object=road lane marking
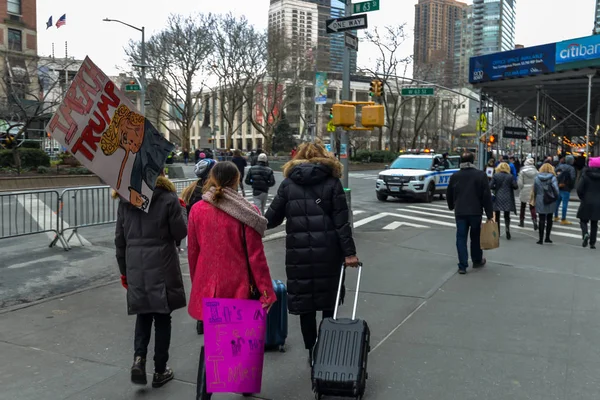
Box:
[383,221,428,230]
[353,210,365,216]
[353,213,388,227]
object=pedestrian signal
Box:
[489,134,497,144]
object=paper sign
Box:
[486,167,494,178]
[202,298,267,394]
[46,57,174,212]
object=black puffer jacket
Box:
[265,157,356,315]
[577,167,600,221]
[245,162,275,195]
[115,176,188,315]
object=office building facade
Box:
[453,4,474,87]
[414,0,468,88]
[472,0,516,56]
[268,0,356,74]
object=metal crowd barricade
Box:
[1,178,198,250]
[0,189,68,248]
[55,185,119,250]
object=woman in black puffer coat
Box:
[265,142,359,362]
[490,162,518,240]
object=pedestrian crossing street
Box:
[349,201,585,239]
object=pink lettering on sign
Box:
[202,298,266,394]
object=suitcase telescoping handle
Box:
[333,262,363,321]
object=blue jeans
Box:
[554,190,570,220]
[456,215,483,271]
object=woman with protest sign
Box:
[187,161,276,399]
[114,171,188,388]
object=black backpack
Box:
[542,178,557,205]
[556,168,572,190]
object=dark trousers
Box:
[580,220,599,245]
[300,310,334,350]
[538,213,554,241]
[134,313,172,373]
[495,211,511,232]
[455,215,483,271]
[520,202,537,222]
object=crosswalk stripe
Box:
[354,213,388,227]
[384,212,456,227]
[406,205,582,232]
[383,221,428,230]
[353,210,365,216]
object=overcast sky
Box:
[37,0,597,77]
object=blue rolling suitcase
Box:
[312,264,370,400]
[265,279,288,352]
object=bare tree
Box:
[0,56,81,170]
[245,30,305,153]
[127,13,213,149]
[209,14,266,150]
[362,25,413,151]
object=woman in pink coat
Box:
[187,161,276,399]
[187,161,276,318]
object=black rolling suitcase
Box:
[311,263,370,400]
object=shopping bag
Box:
[480,220,500,250]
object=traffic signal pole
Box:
[341,0,352,189]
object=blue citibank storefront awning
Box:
[469,34,600,161]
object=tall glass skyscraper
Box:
[472,0,516,56]
[594,0,600,34]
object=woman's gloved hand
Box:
[120,275,128,289]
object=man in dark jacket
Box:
[245,153,275,214]
[577,159,600,249]
[115,174,187,388]
[231,149,248,196]
[447,152,494,274]
[265,143,359,363]
[555,155,577,225]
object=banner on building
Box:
[556,34,600,70]
[315,72,328,105]
[46,57,174,212]
[469,43,556,84]
[202,298,267,394]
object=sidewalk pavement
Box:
[2,226,600,400]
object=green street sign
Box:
[125,84,140,91]
[353,0,379,13]
[401,87,435,96]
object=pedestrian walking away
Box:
[490,162,518,240]
[265,141,359,364]
[554,155,577,225]
[186,161,276,399]
[114,172,188,388]
[518,157,539,230]
[231,149,248,197]
[183,148,189,165]
[245,153,275,215]
[533,163,559,245]
[577,157,600,249]
[447,152,494,274]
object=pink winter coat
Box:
[187,200,276,321]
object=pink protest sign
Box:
[202,298,267,394]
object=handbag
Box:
[241,223,261,300]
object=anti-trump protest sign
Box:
[202,298,267,394]
[46,57,174,212]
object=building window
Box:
[8,29,22,52]
[7,0,20,15]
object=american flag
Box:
[56,14,66,28]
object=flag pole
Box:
[52,42,55,59]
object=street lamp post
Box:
[102,18,146,115]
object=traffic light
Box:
[362,105,385,128]
[332,104,356,127]
[329,108,333,119]
[369,80,377,97]
[489,134,498,145]
[377,80,384,97]
[369,80,383,97]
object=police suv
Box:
[376,153,460,202]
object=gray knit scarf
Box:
[202,187,268,237]
[460,162,476,169]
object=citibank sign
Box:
[556,35,600,65]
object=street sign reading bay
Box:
[353,0,380,13]
[401,87,435,96]
[326,14,368,34]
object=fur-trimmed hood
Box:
[283,157,343,179]
[111,176,176,199]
